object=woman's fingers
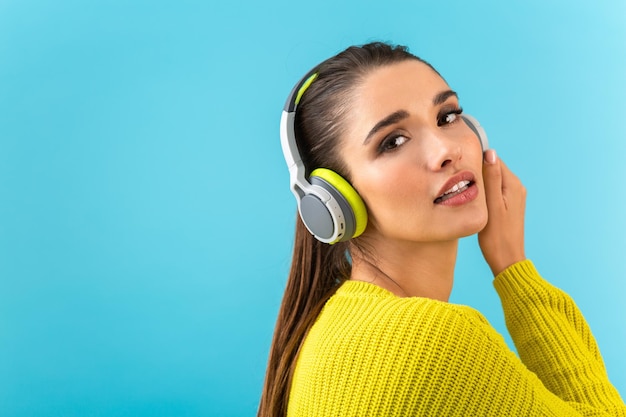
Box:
[482,149,503,211]
[478,150,527,276]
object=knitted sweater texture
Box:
[287,260,625,416]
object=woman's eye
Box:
[444,113,458,124]
[379,135,409,153]
[437,108,463,126]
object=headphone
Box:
[280,68,489,245]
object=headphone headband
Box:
[283,70,319,112]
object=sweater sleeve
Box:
[494,260,625,416]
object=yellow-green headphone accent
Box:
[310,168,368,238]
[294,73,319,105]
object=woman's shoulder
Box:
[313,280,501,348]
[330,280,490,324]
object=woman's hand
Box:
[478,150,527,276]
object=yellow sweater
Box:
[287,260,625,416]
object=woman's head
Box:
[341,59,488,246]
[296,42,487,247]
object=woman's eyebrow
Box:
[433,90,458,106]
[363,90,458,145]
[363,110,410,145]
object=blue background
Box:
[1,0,624,415]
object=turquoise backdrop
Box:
[1,0,624,416]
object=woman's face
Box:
[341,60,488,244]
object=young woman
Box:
[259,42,625,416]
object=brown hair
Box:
[258,42,432,417]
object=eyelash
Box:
[377,133,409,154]
[377,107,464,154]
[437,106,463,127]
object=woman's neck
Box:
[350,239,458,301]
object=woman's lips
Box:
[434,171,478,206]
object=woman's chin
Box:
[457,215,489,238]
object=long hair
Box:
[258,42,430,417]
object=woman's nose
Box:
[424,130,463,171]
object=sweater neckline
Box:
[338,279,397,298]
[337,280,467,309]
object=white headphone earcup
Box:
[309,176,355,241]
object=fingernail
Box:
[484,149,497,164]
